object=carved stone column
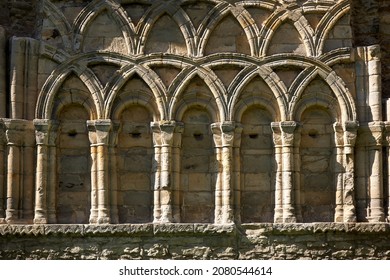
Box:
[367,122,385,222]
[342,121,358,222]
[233,124,243,224]
[211,123,223,223]
[293,124,302,222]
[0,120,5,223]
[280,121,298,223]
[211,122,235,224]
[333,122,345,222]
[271,123,283,223]
[4,119,26,222]
[109,122,120,224]
[151,121,179,223]
[87,120,112,224]
[171,123,183,223]
[33,119,53,224]
[385,122,390,222]
[47,122,59,223]
[0,27,6,117]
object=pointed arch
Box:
[42,0,72,51]
[198,4,259,56]
[289,66,356,122]
[228,65,287,121]
[258,6,315,57]
[169,67,227,122]
[73,0,134,54]
[315,0,350,56]
[104,64,167,120]
[137,3,196,56]
[36,64,103,120]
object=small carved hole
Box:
[67,130,77,137]
[51,29,60,39]
[308,129,318,138]
[193,133,203,140]
[130,132,141,138]
[249,133,258,139]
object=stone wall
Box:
[1,0,390,259]
[1,224,390,260]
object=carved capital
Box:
[343,121,359,154]
[333,122,344,147]
[34,119,55,145]
[0,120,5,145]
[211,122,236,147]
[87,119,112,146]
[211,122,222,148]
[151,121,181,147]
[280,121,298,146]
[4,119,34,146]
[368,121,384,147]
[271,122,282,146]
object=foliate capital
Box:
[343,121,359,154]
[280,121,298,146]
[211,122,236,147]
[87,119,112,146]
[4,119,34,146]
[34,119,58,145]
[151,121,182,147]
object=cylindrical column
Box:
[47,123,58,224]
[211,122,235,224]
[97,144,110,223]
[342,121,358,222]
[293,125,302,222]
[333,123,344,222]
[87,120,112,224]
[172,123,183,223]
[0,27,6,117]
[33,119,51,223]
[0,121,5,222]
[151,121,177,223]
[271,123,283,223]
[23,137,35,221]
[233,125,242,223]
[280,121,297,223]
[367,122,385,222]
[152,144,161,223]
[367,45,382,122]
[6,144,20,222]
[211,123,223,223]
[221,122,235,224]
[4,119,26,223]
[89,144,98,223]
[109,122,119,223]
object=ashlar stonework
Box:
[0,0,390,259]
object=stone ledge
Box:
[241,223,390,234]
[0,223,389,236]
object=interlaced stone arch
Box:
[36,64,103,120]
[73,0,134,54]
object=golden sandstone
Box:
[0,0,390,259]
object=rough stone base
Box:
[1,223,390,260]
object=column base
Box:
[274,208,283,223]
[367,207,385,222]
[343,206,357,222]
[89,210,99,224]
[97,209,111,224]
[5,210,19,223]
[283,207,296,223]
